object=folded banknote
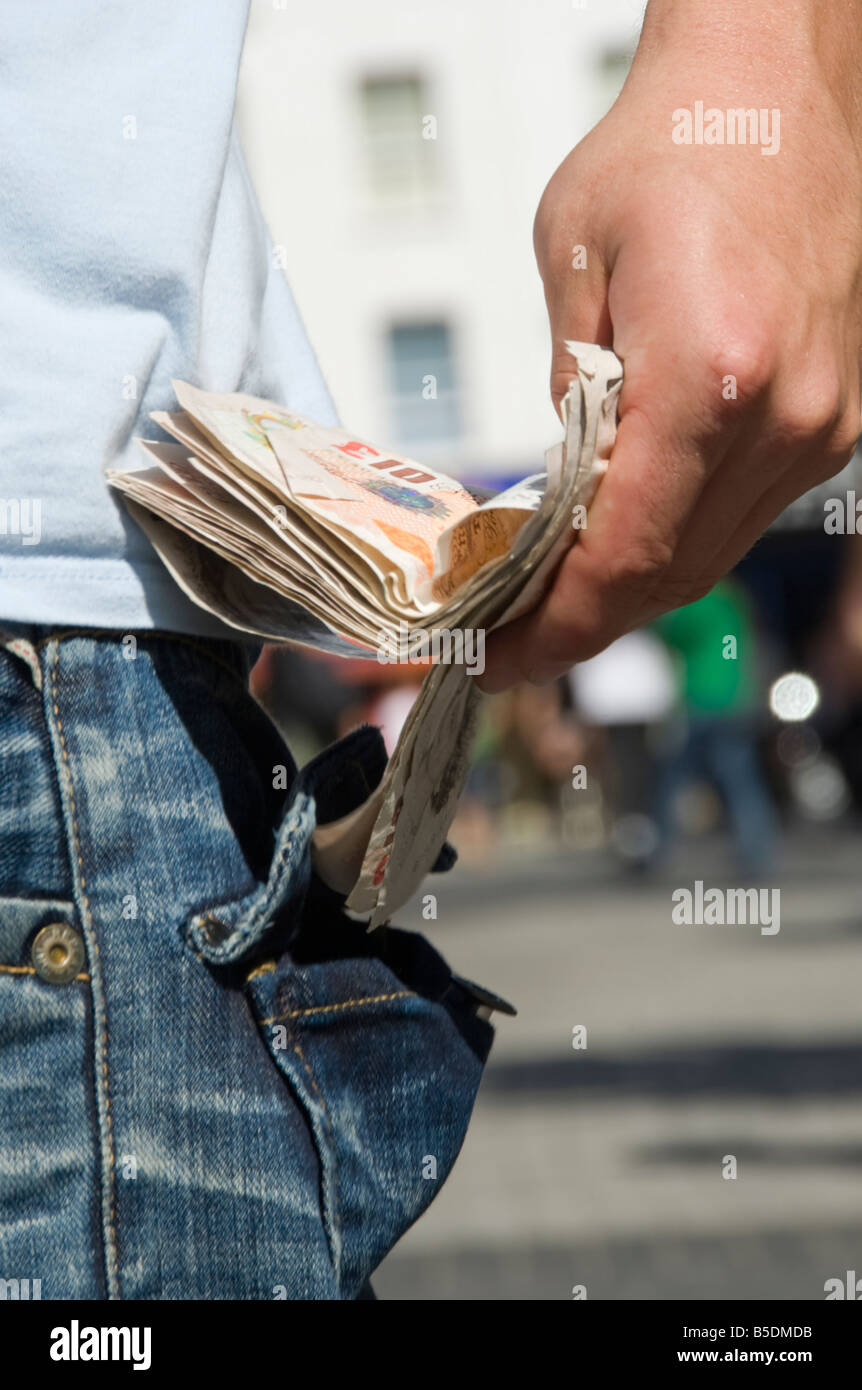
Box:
[107,341,623,925]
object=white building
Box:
[237,0,645,482]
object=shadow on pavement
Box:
[483,1040,862,1100]
[374,1225,862,1301]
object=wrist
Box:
[636,0,854,83]
[626,0,862,149]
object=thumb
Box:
[536,228,613,415]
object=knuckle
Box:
[828,404,861,461]
[701,329,774,405]
[774,374,845,446]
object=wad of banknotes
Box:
[107,341,622,926]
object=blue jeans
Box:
[0,627,497,1299]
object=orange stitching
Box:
[50,645,120,1299]
[256,985,418,1284]
[246,961,276,980]
[0,963,90,980]
[260,990,414,1026]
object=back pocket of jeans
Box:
[245,920,493,1297]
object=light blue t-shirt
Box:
[0,1,336,635]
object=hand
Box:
[480,0,862,692]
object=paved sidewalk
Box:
[374,830,862,1299]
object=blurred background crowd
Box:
[237,1,862,1299]
[239,0,862,882]
[250,535,862,881]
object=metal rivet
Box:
[203,917,230,946]
[31,923,85,984]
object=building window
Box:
[387,321,461,447]
[359,74,438,204]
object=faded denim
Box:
[0,628,497,1299]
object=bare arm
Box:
[481,0,862,690]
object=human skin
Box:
[480,0,862,691]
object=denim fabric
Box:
[0,628,495,1299]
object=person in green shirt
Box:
[652,579,779,875]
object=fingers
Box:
[664,361,861,587]
[481,324,861,694]
[503,144,862,698]
[709,447,859,581]
[479,382,730,690]
[533,173,615,414]
[644,399,790,592]
[543,288,612,418]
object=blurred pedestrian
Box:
[652,579,779,876]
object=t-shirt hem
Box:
[0,556,245,641]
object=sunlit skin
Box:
[480,0,862,691]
